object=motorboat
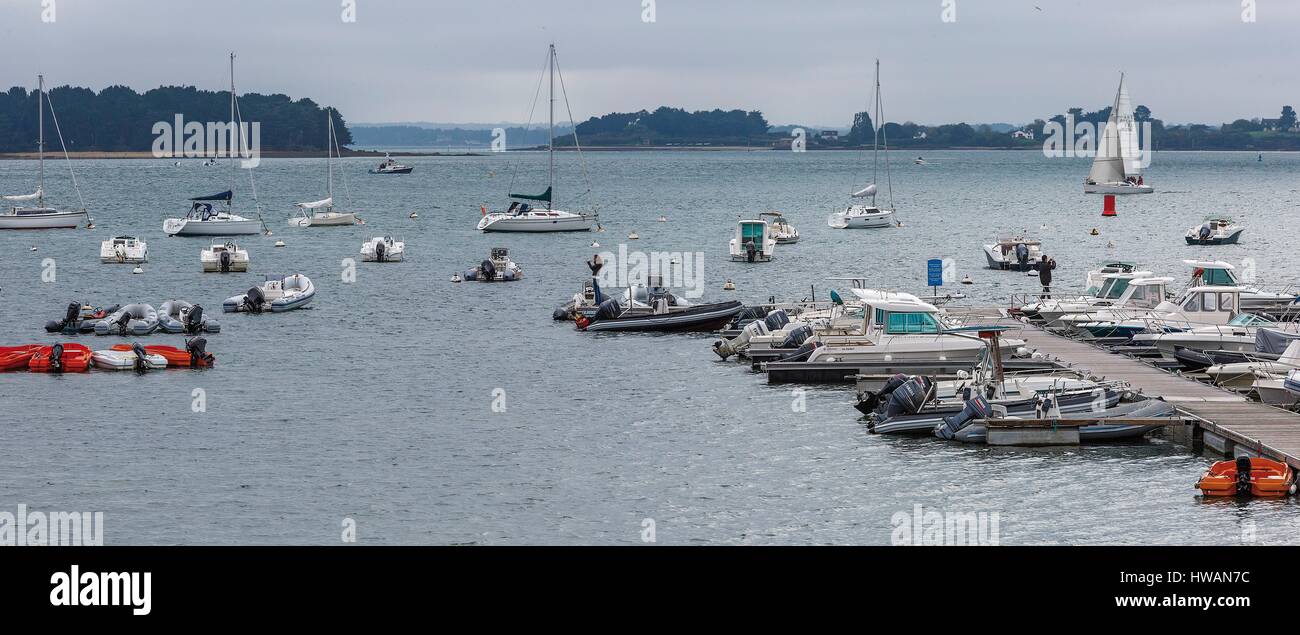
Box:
[1197,457,1295,497]
[1065,284,1243,339]
[1084,262,1138,296]
[94,304,160,336]
[109,340,214,368]
[1020,269,1156,325]
[290,110,358,227]
[1203,340,1300,391]
[100,236,148,264]
[729,217,776,262]
[1182,260,1298,315]
[368,153,413,174]
[760,212,799,244]
[0,75,89,230]
[983,235,1043,271]
[1136,313,1280,359]
[828,60,899,230]
[575,277,744,333]
[28,343,92,373]
[223,274,316,313]
[360,236,405,262]
[942,398,1175,443]
[464,247,523,282]
[92,343,167,371]
[1252,376,1300,407]
[158,301,220,334]
[1185,218,1244,245]
[862,375,1121,428]
[1082,73,1153,195]
[44,302,114,335]
[477,45,597,233]
[201,241,249,273]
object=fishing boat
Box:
[1181,259,1299,315]
[99,236,148,264]
[92,343,168,371]
[0,75,89,230]
[464,248,523,282]
[1083,73,1152,194]
[201,240,249,272]
[1021,269,1156,325]
[983,235,1044,271]
[28,343,92,373]
[760,212,799,244]
[1066,284,1243,339]
[162,53,265,236]
[1137,313,1280,360]
[360,236,405,262]
[290,110,358,227]
[1197,457,1295,497]
[477,45,597,233]
[828,60,898,230]
[1185,218,1244,245]
[1253,376,1300,407]
[369,153,413,174]
[728,217,776,262]
[223,274,315,313]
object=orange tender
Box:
[0,345,42,371]
[1197,457,1295,497]
[28,343,92,373]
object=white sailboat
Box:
[163,53,265,236]
[477,44,598,233]
[0,75,89,230]
[1084,73,1152,195]
[290,110,357,227]
[828,60,899,229]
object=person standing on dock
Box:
[1037,254,1056,299]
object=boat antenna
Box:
[552,45,594,211]
[41,79,87,211]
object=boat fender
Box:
[49,343,64,373]
[219,249,232,273]
[935,395,991,440]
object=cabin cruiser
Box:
[360,236,405,262]
[201,241,249,272]
[369,154,413,174]
[1203,341,1300,391]
[0,75,89,230]
[164,191,262,236]
[729,217,776,262]
[100,236,148,264]
[1185,218,1244,246]
[1020,270,1156,325]
[760,212,799,244]
[464,247,523,282]
[983,235,1043,271]
[223,274,315,313]
[1066,285,1243,339]
[1136,313,1282,359]
[1182,260,1297,315]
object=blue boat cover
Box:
[190,190,233,202]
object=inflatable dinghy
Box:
[223,274,315,313]
[45,303,116,335]
[28,343,92,372]
[92,343,167,371]
[0,345,41,371]
[158,301,220,334]
[94,304,160,336]
[110,338,214,368]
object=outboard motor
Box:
[764,310,790,332]
[592,298,621,321]
[935,394,991,440]
[186,337,214,367]
[243,287,266,314]
[47,302,81,333]
[776,340,819,363]
[132,342,151,372]
[1199,223,1213,240]
[877,376,935,419]
[480,259,497,282]
[1235,456,1253,495]
[49,343,64,373]
[375,240,387,262]
[779,324,814,349]
[1014,243,1029,269]
[219,249,233,273]
[552,307,571,321]
[184,305,205,334]
[857,373,910,415]
[111,311,132,335]
[745,241,757,263]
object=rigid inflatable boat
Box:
[28,343,92,372]
[94,304,160,336]
[44,303,115,335]
[158,301,220,334]
[1197,456,1295,497]
[223,274,315,313]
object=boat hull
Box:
[1084,183,1153,195]
[164,218,262,236]
[1185,229,1244,246]
[289,212,356,227]
[478,213,594,232]
[0,210,86,229]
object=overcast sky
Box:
[2,0,1296,127]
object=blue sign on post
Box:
[927,259,944,287]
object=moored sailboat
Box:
[0,75,89,230]
[828,60,899,229]
[290,110,358,227]
[1083,73,1152,195]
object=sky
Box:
[1,0,1296,127]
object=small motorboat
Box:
[99,235,148,264]
[28,343,92,372]
[574,276,744,333]
[110,338,214,368]
[369,153,413,174]
[92,343,167,371]
[983,235,1044,271]
[360,236,405,262]
[464,248,523,282]
[201,241,249,273]
[729,217,776,262]
[223,274,316,313]
[1197,456,1295,497]
[93,304,160,336]
[0,345,41,371]
[158,301,220,334]
[942,398,1176,443]
[44,302,114,335]
[760,211,799,244]
[1185,218,1244,245]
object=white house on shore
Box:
[1011,129,1034,140]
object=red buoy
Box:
[1102,194,1117,217]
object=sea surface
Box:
[2,149,1299,545]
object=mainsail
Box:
[1087,74,1141,184]
[296,197,333,209]
[1,189,42,202]
[851,184,878,198]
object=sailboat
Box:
[0,75,89,230]
[828,60,898,229]
[290,109,357,227]
[163,53,265,236]
[477,44,598,233]
[1083,73,1152,195]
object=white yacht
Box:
[828,60,898,230]
[100,236,148,264]
[1137,313,1283,360]
[290,110,358,227]
[1204,341,1300,391]
[1083,73,1152,195]
[1023,270,1156,325]
[201,241,249,272]
[369,153,413,174]
[1182,259,1298,314]
[1185,218,1244,245]
[729,217,776,262]
[760,212,800,244]
[360,236,405,262]
[477,45,597,233]
[0,75,89,230]
[984,235,1044,271]
[1066,284,1242,339]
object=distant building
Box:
[819,130,840,142]
[913,131,928,140]
[1262,118,1300,132]
[1011,130,1034,140]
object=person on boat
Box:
[1137,175,1144,185]
[1037,254,1056,299]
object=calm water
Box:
[2,149,1299,545]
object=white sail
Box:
[1087,74,1139,184]
[1,188,42,202]
[296,197,333,209]
[851,184,878,198]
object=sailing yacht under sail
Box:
[1084,73,1152,195]
[290,109,357,227]
[477,44,598,233]
[0,75,89,230]
[163,53,266,236]
[828,60,899,229]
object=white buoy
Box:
[29,246,36,251]
[590,241,600,248]
[961,274,973,285]
[132,266,144,274]
[274,240,285,247]
[451,273,463,283]
[628,231,639,240]
[723,279,736,291]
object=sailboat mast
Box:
[37,74,45,204]
[548,44,556,209]
[327,110,334,199]
[871,60,880,191]
[229,52,237,195]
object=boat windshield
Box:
[1098,278,1131,299]
[740,222,764,242]
[883,311,941,334]
[1200,267,1238,286]
[1229,313,1272,326]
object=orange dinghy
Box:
[0,345,42,371]
[1197,456,1296,497]
[110,338,215,368]
[28,343,92,373]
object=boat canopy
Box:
[2,188,42,202]
[191,190,233,202]
[509,186,552,203]
[296,197,333,209]
[851,184,877,198]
